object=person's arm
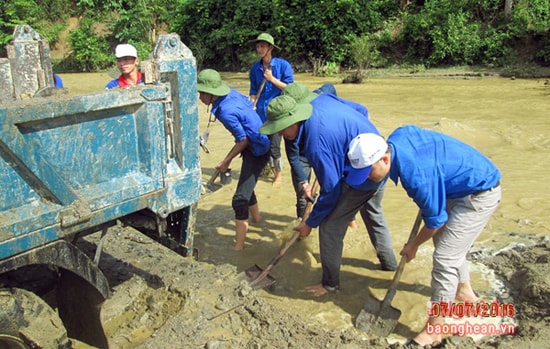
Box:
[400,224,443,262]
[303,150,343,229]
[264,67,287,91]
[399,170,449,262]
[285,139,308,183]
[265,59,294,91]
[216,138,248,172]
[249,66,260,102]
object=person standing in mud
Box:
[249,33,294,185]
[197,69,271,251]
[260,95,398,297]
[345,126,501,347]
[105,44,143,90]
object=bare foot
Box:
[455,281,479,302]
[305,284,338,297]
[348,220,358,229]
[412,331,442,347]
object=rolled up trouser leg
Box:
[232,149,269,220]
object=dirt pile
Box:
[473,236,550,349]
[79,227,550,349]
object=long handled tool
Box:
[252,76,267,110]
[355,209,423,336]
[242,176,319,290]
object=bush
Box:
[67,17,111,71]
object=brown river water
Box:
[61,71,549,345]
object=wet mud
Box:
[62,71,550,349]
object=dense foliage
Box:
[1,0,549,72]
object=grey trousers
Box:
[431,186,501,302]
[319,183,397,289]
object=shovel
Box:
[355,209,423,336]
[203,145,236,193]
[242,177,319,289]
[200,129,210,153]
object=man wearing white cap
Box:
[105,43,143,90]
[346,125,501,347]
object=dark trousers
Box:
[232,149,270,220]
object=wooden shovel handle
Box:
[249,177,319,287]
[382,209,423,304]
[266,176,319,266]
[207,144,238,186]
[252,77,267,109]
[301,175,319,222]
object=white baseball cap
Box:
[346,133,388,186]
[115,44,138,58]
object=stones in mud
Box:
[205,340,221,349]
[535,254,550,263]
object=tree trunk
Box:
[504,0,513,18]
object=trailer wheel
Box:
[0,288,71,349]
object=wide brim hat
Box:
[345,133,388,186]
[282,82,318,104]
[197,69,230,96]
[249,32,280,50]
[260,95,313,135]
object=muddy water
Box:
[61,71,549,342]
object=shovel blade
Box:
[355,295,401,337]
[205,182,222,193]
[238,264,276,289]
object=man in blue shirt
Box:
[249,33,294,185]
[281,82,366,225]
[197,69,271,251]
[53,74,63,88]
[346,126,501,347]
[260,95,397,296]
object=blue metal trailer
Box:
[0,25,201,348]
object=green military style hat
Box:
[249,32,280,50]
[260,95,313,135]
[282,82,317,104]
[197,69,230,96]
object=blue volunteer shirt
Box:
[299,94,382,228]
[388,125,501,229]
[249,57,294,122]
[285,93,370,184]
[212,89,270,157]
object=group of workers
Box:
[104,34,502,348]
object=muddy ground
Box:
[77,215,549,349]
[64,72,549,349]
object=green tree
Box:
[0,0,70,49]
[67,16,111,71]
